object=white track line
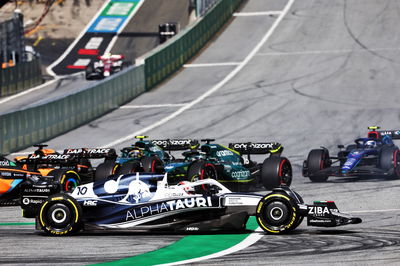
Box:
[183,62,241,67]
[104,0,145,54]
[104,0,295,144]
[0,72,83,105]
[257,47,400,56]
[159,229,265,266]
[46,0,112,77]
[120,104,187,109]
[233,11,282,17]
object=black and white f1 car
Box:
[21,173,361,235]
[303,127,400,182]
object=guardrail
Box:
[0,65,145,154]
[0,58,42,97]
[0,0,243,154]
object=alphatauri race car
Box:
[303,127,400,182]
[20,172,361,235]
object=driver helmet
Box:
[128,148,143,158]
[365,140,377,149]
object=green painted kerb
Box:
[94,217,259,266]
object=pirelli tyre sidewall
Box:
[48,169,81,192]
[187,161,218,182]
[256,192,301,234]
[119,161,142,174]
[141,156,164,173]
[39,193,82,236]
[261,156,292,189]
[306,149,329,182]
[95,161,120,181]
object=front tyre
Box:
[256,192,301,234]
[261,157,292,190]
[39,193,83,236]
[306,149,330,182]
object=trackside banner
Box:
[48,0,143,76]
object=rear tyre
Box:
[39,193,83,236]
[119,161,142,174]
[141,156,164,173]
[47,169,81,192]
[256,192,301,234]
[187,161,218,182]
[187,161,218,193]
[306,149,330,182]
[85,63,94,80]
[95,161,119,181]
[261,157,292,190]
[379,146,400,177]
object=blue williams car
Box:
[303,126,400,182]
[20,172,361,235]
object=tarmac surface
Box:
[3,0,400,265]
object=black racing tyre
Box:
[119,161,142,174]
[47,169,81,192]
[187,161,218,182]
[256,192,301,234]
[95,161,119,181]
[379,146,400,176]
[292,191,304,228]
[85,63,94,80]
[261,157,292,190]
[39,193,83,236]
[141,156,164,173]
[306,149,330,182]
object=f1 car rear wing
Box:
[0,156,16,167]
[374,130,400,140]
[228,142,283,155]
[63,148,117,159]
[18,154,74,165]
[151,139,199,151]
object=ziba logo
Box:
[308,206,330,216]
